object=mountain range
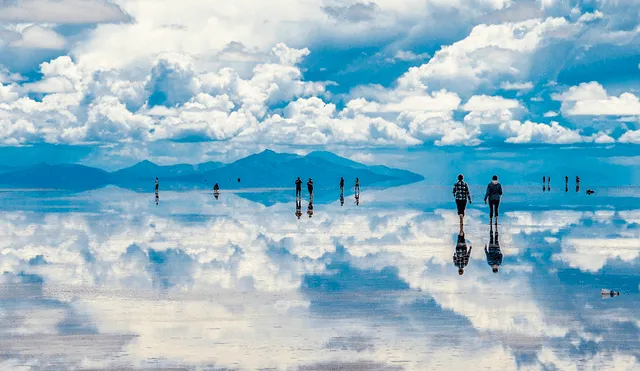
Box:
[0,150,424,191]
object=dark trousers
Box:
[489,199,500,218]
[296,188,301,197]
[456,199,467,216]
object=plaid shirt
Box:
[453,180,471,201]
[453,234,471,269]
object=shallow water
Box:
[0,186,638,370]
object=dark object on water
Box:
[586,189,595,195]
[237,178,241,182]
[601,289,619,298]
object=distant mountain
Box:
[0,163,111,190]
[112,160,223,183]
[0,150,424,191]
[178,150,400,190]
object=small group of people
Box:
[452,174,504,276]
[453,173,502,229]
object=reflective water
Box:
[0,185,638,370]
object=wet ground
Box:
[0,184,638,370]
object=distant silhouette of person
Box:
[295,177,302,198]
[296,198,302,219]
[576,176,580,192]
[453,174,472,227]
[307,178,314,201]
[155,190,159,205]
[340,192,344,206]
[340,177,344,192]
[484,175,503,224]
[238,178,241,183]
[354,178,360,194]
[548,176,551,187]
[453,230,472,276]
[565,176,569,186]
[155,177,159,192]
[485,224,502,273]
[543,176,546,186]
[586,189,595,195]
[213,183,219,192]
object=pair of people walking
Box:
[453,174,503,226]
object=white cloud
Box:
[462,95,522,111]
[619,129,640,144]
[9,25,66,50]
[556,238,640,272]
[0,0,129,24]
[543,110,558,117]
[500,81,534,91]
[391,50,431,62]
[395,17,581,94]
[553,81,640,116]
[500,121,590,144]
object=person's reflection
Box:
[307,199,314,218]
[453,224,472,276]
[485,223,503,273]
[354,181,360,205]
[214,191,219,200]
[340,190,344,206]
[155,190,159,205]
[355,192,360,205]
[296,198,302,219]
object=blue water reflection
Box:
[0,187,638,370]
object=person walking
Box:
[354,178,360,194]
[155,177,159,192]
[295,177,302,198]
[453,174,472,227]
[484,175,503,225]
[340,177,344,192]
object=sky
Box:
[0,0,639,168]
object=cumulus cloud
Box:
[395,17,581,95]
[0,0,637,150]
[0,0,130,24]
[9,25,66,49]
[553,81,640,116]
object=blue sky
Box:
[0,0,639,168]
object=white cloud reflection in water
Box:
[0,188,638,370]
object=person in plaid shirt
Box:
[453,174,472,228]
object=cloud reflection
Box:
[0,189,638,370]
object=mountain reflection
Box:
[0,188,638,370]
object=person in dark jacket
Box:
[295,177,302,198]
[485,224,502,273]
[484,175,503,224]
[307,178,313,196]
[340,177,344,192]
